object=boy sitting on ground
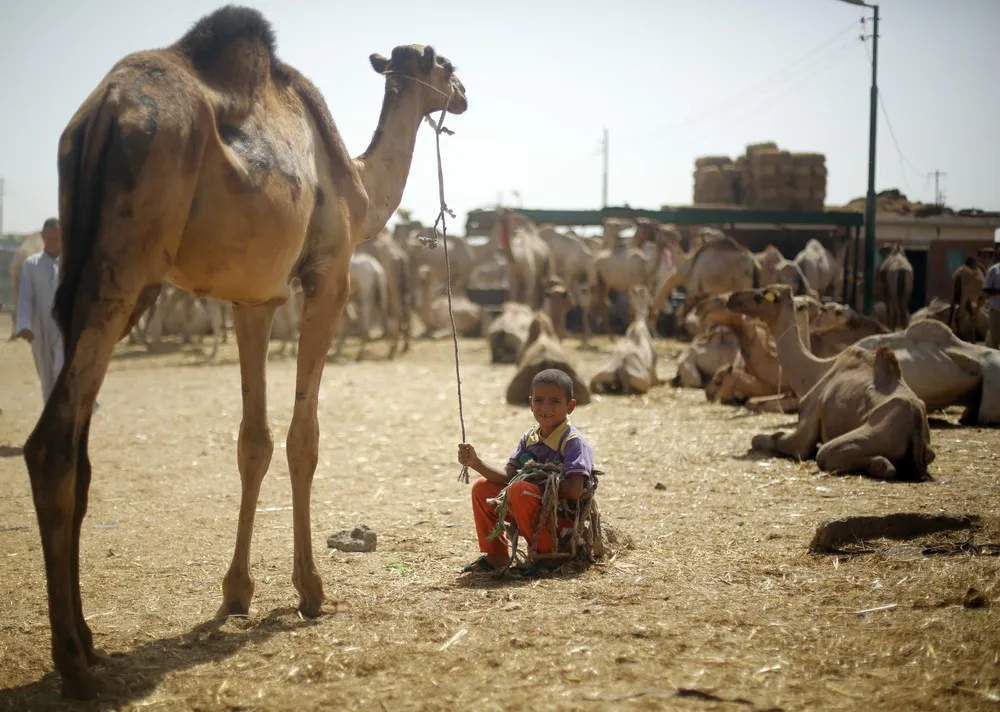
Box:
[457,368,595,572]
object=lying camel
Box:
[415,264,482,339]
[809,309,891,358]
[726,285,1000,427]
[590,285,661,395]
[505,311,591,406]
[915,297,989,344]
[487,301,535,364]
[747,340,934,481]
[672,324,740,388]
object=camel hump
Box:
[873,344,902,385]
[172,6,280,82]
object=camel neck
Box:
[771,305,831,397]
[737,321,783,390]
[355,79,425,241]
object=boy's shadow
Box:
[452,563,593,590]
[0,607,310,710]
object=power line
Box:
[861,37,924,183]
[524,144,604,205]
[641,37,864,154]
[632,18,863,144]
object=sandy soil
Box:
[0,312,998,711]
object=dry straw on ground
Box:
[0,314,997,711]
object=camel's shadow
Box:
[0,607,309,711]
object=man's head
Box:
[41,218,61,257]
[529,368,576,431]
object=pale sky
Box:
[1,0,997,235]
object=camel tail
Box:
[53,88,118,348]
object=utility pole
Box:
[601,127,609,208]
[928,170,946,206]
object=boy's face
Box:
[529,382,576,432]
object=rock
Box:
[327,525,377,553]
[654,482,666,490]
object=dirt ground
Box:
[0,312,998,712]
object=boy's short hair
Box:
[42,217,59,231]
[531,368,574,400]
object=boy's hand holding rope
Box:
[419,90,471,485]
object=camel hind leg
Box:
[26,263,174,698]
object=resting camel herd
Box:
[7,5,999,699]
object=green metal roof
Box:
[465,205,864,232]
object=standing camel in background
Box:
[877,244,914,330]
[948,257,985,341]
[23,6,467,698]
[495,209,551,310]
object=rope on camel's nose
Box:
[419,90,470,484]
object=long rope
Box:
[420,90,471,484]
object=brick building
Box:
[874,212,1000,311]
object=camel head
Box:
[725,285,793,325]
[370,45,467,116]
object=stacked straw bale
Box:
[692,156,741,205]
[692,142,827,211]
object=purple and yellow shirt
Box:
[506,420,594,484]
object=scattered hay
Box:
[809,513,981,554]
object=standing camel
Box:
[877,244,914,330]
[495,209,551,310]
[590,218,670,337]
[947,257,985,341]
[23,6,467,698]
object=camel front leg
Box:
[287,259,351,616]
[217,303,277,617]
[815,424,896,479]
[751,403,821,461]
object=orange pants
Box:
[472,477,572,558]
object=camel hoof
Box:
[751,433,776,452]
[86,647,111,667]
[298,596,325,619]
[215,599,251,620]
[868,456,896,479]
[60,668,106,701]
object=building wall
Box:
[874,217,999,306]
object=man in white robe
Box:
[15,218,66,405]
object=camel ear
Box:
[420,46,436,73]
[370,53,390,74]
